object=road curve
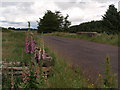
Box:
[42,35,118,83]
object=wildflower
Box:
[42,49,46,60]
[26,77,29,80]
[38,48,41,60]
[25,31,29,53]
[36,78,39,81]
[36,75,40,77]
[22,72,25,76]
[30,35,35,53]
[28,73,31,76]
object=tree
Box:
[63,14,71,32]
[102,4,119,34]
[37,10,64,33]
[37,10,71,33]
[118,11,120,32]
[8,27,15,30]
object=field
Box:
[45,32,119,46]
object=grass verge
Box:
[45,32,119,46]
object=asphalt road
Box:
[42,36,118,83]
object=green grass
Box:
[2,31,31,63]
[45,32,119,46]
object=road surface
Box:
[42,36,118,83]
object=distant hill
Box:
[0,27,11,32]
[0,27,37,32]
[8,27,37,31]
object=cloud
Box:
[0,20,23,24]
[0,2,36,28]
[118,1,120,11]
[0,20,36,28]
[1,2,33,7]
[92,0,119,3]
[0,0,119,28]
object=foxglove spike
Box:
[25,32,29,53]
[38,48,41,60]
[30,35,35,53]
[42,49,46,60]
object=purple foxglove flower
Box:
[38,49,41,60]
[42,49,46,60]
[33,39,35,52]
[30,35,35,53]
[25,32,29,53]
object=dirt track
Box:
[42,36,118,83]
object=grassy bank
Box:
[2,31,31,63]
[45,32,119,46]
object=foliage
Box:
[103,56,117,88]
[37,10,71,33]
[19,64,44,88]
[96,56,117,88]
[69,20,105,33]
[102,4,120,34]
[68,4,120,34]
[62,14,71,32]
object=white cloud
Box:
[0,0,119,28]
[118,1,120,11]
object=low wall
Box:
[76,32,98,37]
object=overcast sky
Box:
[0,0,119,29]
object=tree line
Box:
[8,27,37,31]
[37,4,119,34]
